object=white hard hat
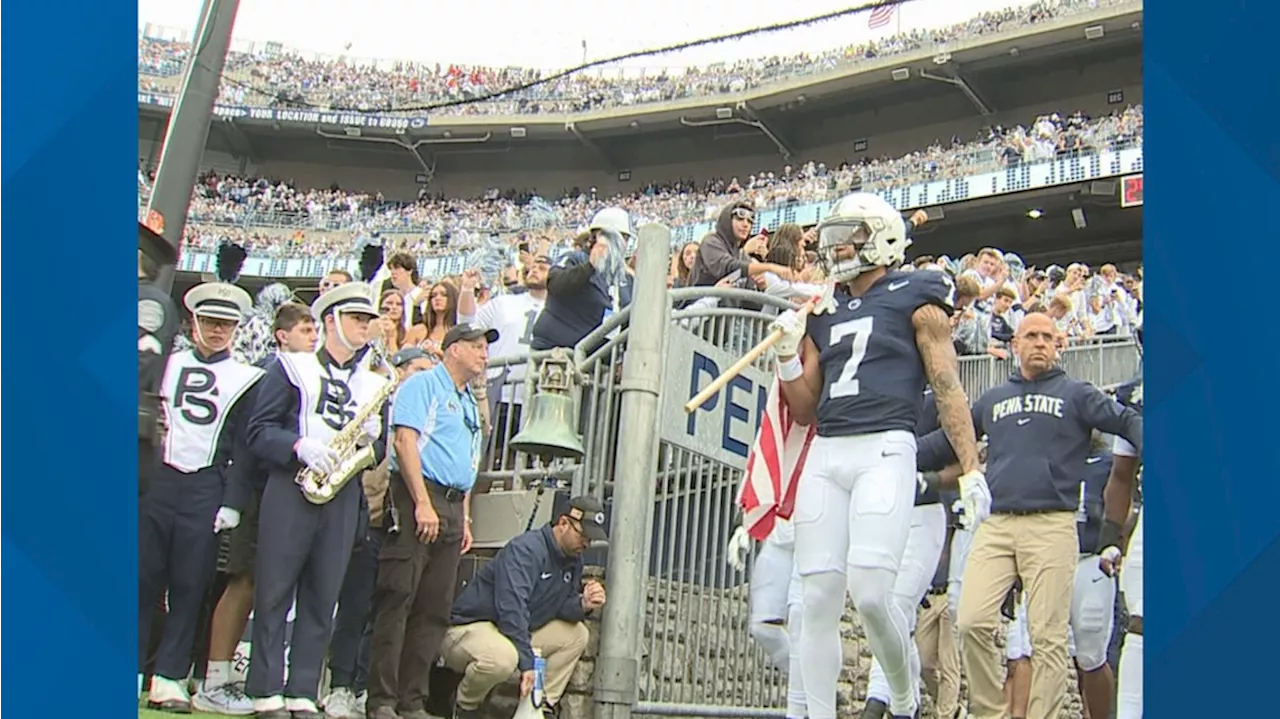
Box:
[589,207,632,239]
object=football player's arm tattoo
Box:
[913,304,981,474]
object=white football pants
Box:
[747,521,807,718]
[866,504,947,708]
[793,432,919,719]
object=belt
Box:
[993,508,1073,517]
[425,477,467,502]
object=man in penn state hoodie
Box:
[913,312,1141,719]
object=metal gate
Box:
[474,234,1143,719]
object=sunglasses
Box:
[731,207,755,221]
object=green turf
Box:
[138,708,224,719]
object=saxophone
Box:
[298,354,401,505]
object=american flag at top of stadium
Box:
[867,3,900,30]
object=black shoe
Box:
[860,699,889,719]
[454,704,485,719]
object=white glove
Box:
[357,414,383,448]
[957,470,992,530]
[1099,545,1123,577]
[726,525,753,572]
[770,309,808,358]
[296,437,340,476]
[213,507,241,533]
[811,283,837,316]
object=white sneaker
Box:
[192,683,255,716]
[148,675,191,711]
[253,695,287,714]
[323,688,359,719]
[287,697,322,714]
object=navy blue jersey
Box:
[1114,372,1143,414]
[806,270,955,437]
[916,389,940,437]
[1077,447,1112,553]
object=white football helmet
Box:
[816,192,911,283]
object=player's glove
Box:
[1097,519,1124,576]
[213,506,241,533]
[726,525,753,572]
[957,470,992,529]
[770,309,808,358]
[296,437,340,476]
[811,283,837,316]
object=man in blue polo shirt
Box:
[366,324,496,719]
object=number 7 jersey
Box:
[805,269,956,437]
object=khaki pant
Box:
[956,512,1077,719]
[441,620,589,710]
[916,593,961,719]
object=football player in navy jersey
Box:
[1100,373,1143,719]
[770,193,988,719]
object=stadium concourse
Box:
[138,1,1144,718]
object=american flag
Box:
[868,3,898,31]
[737,370,818,541]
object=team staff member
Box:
[324,347,436,719]
[530,208,633,352]
[915,313,1142,719]
[244,283,388,719]
[366,324,494,719]
[442,497,609,718]
[192,302,318,716]
[140,283,264,709]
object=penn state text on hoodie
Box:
[917,367,1142,514]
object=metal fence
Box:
[474,257,1142,718]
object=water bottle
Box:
[532,648,547,707]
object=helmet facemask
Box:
[816,213,911,284]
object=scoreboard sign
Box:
[1121,173,1144,208]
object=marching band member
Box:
[140,282,264,710]
[244,283,389,719]
[192,302,319,716]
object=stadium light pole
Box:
[145,0,241,292]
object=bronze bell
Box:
[510,348,586,460]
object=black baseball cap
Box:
[564,496,608,541]
[441,323,499,352]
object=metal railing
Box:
[472,271,1141,718]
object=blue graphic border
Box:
[1145,1,1280,711]
[1,1,139,715]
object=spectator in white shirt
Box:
[960,247,1011,313]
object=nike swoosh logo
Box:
[882,449,901,457]
[541,572,553,580]
[1017,418,1031,426]
[1092,576,1108,583]
[888,280,910,291]
[1086,457,1103,464]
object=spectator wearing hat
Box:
[323,346,437,719]
[243,282,388,719]
[441,496,609,719]
[530,208,634,352]
[366,324,496,719]
[140,282,265,710]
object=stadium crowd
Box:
[144,103,1142,261]
[138,0,1133,117]
[143,196,1143,719]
